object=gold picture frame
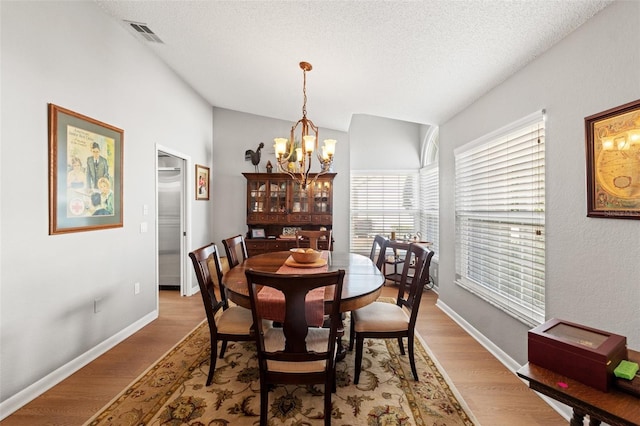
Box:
[48,104,124,234]
[195,164,210,200]
[585,99,640,219]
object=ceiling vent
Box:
[125,20,163,43]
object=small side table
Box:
[517,349,640,426]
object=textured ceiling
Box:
[95,0,611,131]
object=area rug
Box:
[86,300,477,426]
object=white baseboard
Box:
[435,299,573,422]
[0,311,158,421]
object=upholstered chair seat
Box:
[352,302,409,333]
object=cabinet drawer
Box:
[311,214,332,224]
[271,240,296,250]
[248,213,284,223]
[288,213,312,223]
[246,240,267,250]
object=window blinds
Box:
[419,165,439,257]
[350,172,419,255]
[455,112,545,326]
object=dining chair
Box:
[349,243,434,384]
[295,229,332,250]
[244,269,345,426]
[369,234,389,271]
[222,234,249,268]
[189,243,254,386]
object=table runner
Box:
[257,251,329,327]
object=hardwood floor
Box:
[2,287,566,425]
[1,290,205,426]
[404,286,567,426]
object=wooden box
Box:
[528,318,627,392]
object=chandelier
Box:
[273,61,336,190]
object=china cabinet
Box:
[242,173,335,255]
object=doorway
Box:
[156,147,192,296]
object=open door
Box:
[156,146,193,296]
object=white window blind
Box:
[455,111,545,326]
[350,172,419,255]
[419,165,439,257]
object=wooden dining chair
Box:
[244,269,345,426]
[369,234,389,271]
[295,229,332,250]
[349,243,434,384]
[189,243,254,386]
[222,234,249,268]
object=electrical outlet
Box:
[134,282,140,295]
[94,298,102,313]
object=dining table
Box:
[222,250,386,314]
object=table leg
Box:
[588,416,601,426]
[570,409,585,426]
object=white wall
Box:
[211,108,349,251]
[350,114,422,171]
[0,1,213,409]
[439,0,640,364]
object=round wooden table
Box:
[222,251,385,313]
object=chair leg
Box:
[408,334,418,381]
[325,377,333,426]
[397,337,405,355]
[354,334,364,384]
[331,361,337,393]
[348,313,355,351]
[207,338,218,386]
[260,382,269,426]
[219,340,228,358]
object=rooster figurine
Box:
[245,142,264,172]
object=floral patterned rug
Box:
[86,300,477,426]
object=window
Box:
[350,172,419,255]
[419,165,439,257]
[454,111,545,326]
[419,126,439,257]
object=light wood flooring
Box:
[2,287,566,425]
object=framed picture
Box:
[585,99,640,219]
[251,228,266,239]
[48,104,124,234]
[195,164,210,200]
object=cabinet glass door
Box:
[312,180,332,213]
[292,181,310,213]
[269,179,288,213]
[248,179,267,213]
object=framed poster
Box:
[195,164,210,200]
[585,99,640,219]
[48,104,124,234]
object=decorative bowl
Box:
[289,248,321,263]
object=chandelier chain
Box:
[302,68,307,118]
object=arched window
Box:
[419,127,439,258]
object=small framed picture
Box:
[251,228,266,239]
[195,164,210,200]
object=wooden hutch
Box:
[243,172,335,256]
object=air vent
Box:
[125,20,163,43]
